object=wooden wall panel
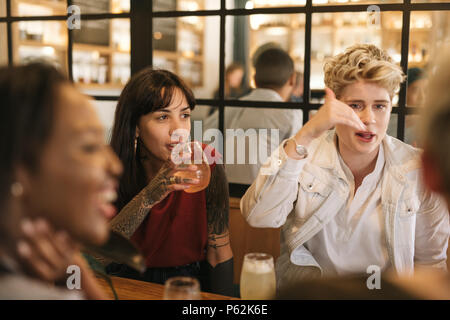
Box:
[228,197,280,284]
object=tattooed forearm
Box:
[110,162,183,239]
[206,164,229,235]
[109,188,154,239]
[208,232,230,250]
[208,232,229,242]
[208,242,230,249]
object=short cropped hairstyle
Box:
[324,44,405,99]
[421,49,450,196]
[254,48,294,89]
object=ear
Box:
[288,72,296,87]
[422,150,444,193]
[14,165,33,199]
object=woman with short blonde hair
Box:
[241,44,449,291]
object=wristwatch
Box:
[290,138,308,159]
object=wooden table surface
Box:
[96,275,238,300]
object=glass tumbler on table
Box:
[163,276,201,300]
[240,253,276,300]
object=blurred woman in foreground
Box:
[0,63,122,299]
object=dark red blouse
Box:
[130,145,217,268]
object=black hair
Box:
[254,48,294,89]
[110,68,195,210]
[0,62,68,227]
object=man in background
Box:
[224,47,303,185]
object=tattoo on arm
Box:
[110,164,174,239]
[109,189,153,239]
[206,163,230,236]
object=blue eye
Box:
[349,104,362,110]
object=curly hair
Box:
[324,44,405,99]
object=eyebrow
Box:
[345,99,390,104]
[72,126,104,135]
[157,106,191,113]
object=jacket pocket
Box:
[396,197,419,248]
[296,169,333,221]
[298,169,332,197]
[398,196,420,218]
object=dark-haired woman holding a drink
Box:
[107,68,234,296]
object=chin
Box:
[77,223,110,247]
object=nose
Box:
[359,107,376,125]
[168,118,190,142]
[105,146,123,178]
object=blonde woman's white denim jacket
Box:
[241,130,449,281]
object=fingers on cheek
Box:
[17,241,32,259]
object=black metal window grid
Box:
[2,0,449,196]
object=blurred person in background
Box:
[0,63,122,299]
[291,71,304,103]
[224,47,303,185]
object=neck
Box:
[274,86,292,102]
[338,141,380,184]
[138,145,165,183]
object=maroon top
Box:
[131,145,217,268]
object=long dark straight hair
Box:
[110,68,195,211]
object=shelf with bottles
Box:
[11,0,66,16]
[11,0,130,92]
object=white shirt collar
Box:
[243,88,284,102]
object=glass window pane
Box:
[386,113,398,139]
[154,0,217,11]
[190,104,218,142]
[313,0,401,5]
[405,114,420,147]
[223,106,302,184]
[13,20,68,74]
[0,0,6,17]
[73,0,129,14]
[12,0,67,16]
[73,18,130,96]
[0,23,6,66]
[407,11,449,107]
[153,16,220,100]
[229,0,306,9]
[90,100,117,143]
[310,12,402,100]
[412,0,450,3]
[225,14,305,101]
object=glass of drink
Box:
[240,253,276,300]
[163,276,201,300]
[172,141,211,193]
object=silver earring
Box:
[11,182,24,197]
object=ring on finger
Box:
[169,176,177,184]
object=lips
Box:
[97,186,118,219]
[355,131,376,142]
[167,141,180,151]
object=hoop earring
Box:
[11,182,24,197]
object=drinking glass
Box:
[172,141,211,193]
[240,253,276,300]
[163,276,201,300]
